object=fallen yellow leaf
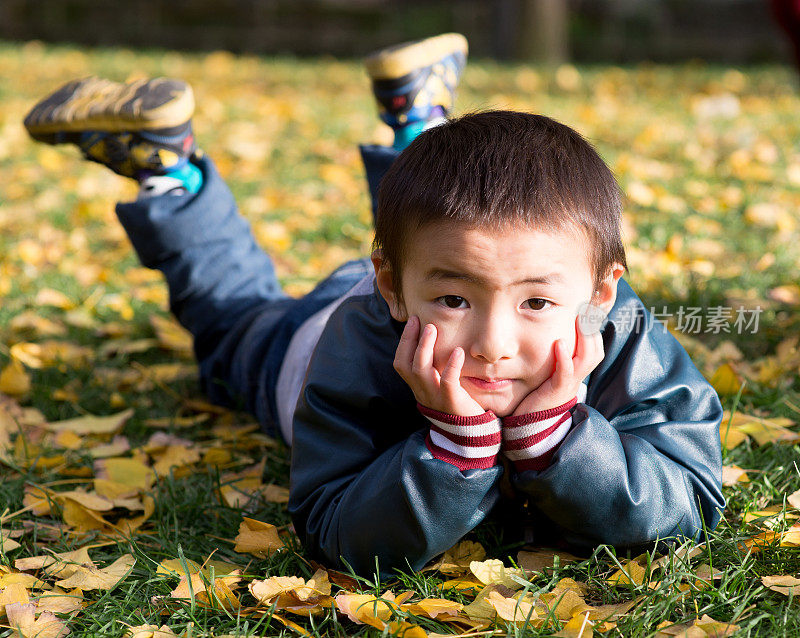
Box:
[6,602,68,638]
[486,590,540,625]
[436,540,486,575]
[469,558,525,590]
[0,360,31,397]
[55,553,135,590]
[44,409,133,435]
[761,574,800,596]
[233,517,285,558]
[721,465,750,486]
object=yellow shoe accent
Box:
[365,33,468,81]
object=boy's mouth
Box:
[463,376,513,391]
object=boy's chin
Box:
[477,397,519,418]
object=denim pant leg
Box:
[116,155,375,436]
[359,144,401,222]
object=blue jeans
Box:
[115,144,399,436]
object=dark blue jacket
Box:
[288,277,725,577]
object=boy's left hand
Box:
[511,315,604,416]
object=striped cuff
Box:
[501,397,577,472]
[419,404,502,471]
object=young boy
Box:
[24,34,725,577]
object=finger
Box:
[552,339,575,388]
[440,347,465,395]
[412,323,438,378]
[573,320,604,377]
[393,315,420,375]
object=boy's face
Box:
[374,220,622,417]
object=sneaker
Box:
[365,32,468,128]
[24,76,196,179]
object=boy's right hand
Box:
[394,316,487,417]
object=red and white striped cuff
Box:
[501,397,577,472]
[419,404,502,471]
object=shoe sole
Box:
[24,76,194,137]
[365,33,468,81]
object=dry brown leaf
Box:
[761,574,800,595]
[233,517,285,558]
[55,553,135,590]
[787,488,800,510]
[517,547,580,573]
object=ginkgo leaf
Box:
[43,409,133,435]
[94,457,155,490]
[403,598,463,619]
[250,576,306,603]
[607,560,647,587]
[436,540,486,575]
[553,611,595,638]
[0,582,30,608]
[761,574,800,596]
[170,572,240,610]
[156,558,203,579]
[150,314,194,356]
[125,625,179,638]
[55,553,135,590]
[6,602,69,638]
[787,488,800,510]
[334,591,400,629]
[486,590,540,625]
[233,517,285,558]
[0,531,21,553]
[15,547,93,579]
[721,465,750,486]
[469,559,525,590]
[33,587,85,614]
[0,360,31,397]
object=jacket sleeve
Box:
[512,280,725,549]
[288,292,503,578]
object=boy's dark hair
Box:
[374,110,627,300]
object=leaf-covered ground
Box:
[1,41,799,637]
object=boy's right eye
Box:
[437,295,468,309]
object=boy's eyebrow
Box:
[423,268,564,286]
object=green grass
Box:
[1,41,800,636]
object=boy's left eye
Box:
[522,298,550,310]
[436,295,468,309]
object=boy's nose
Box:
[469,316,517,363]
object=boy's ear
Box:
[594,263,625,313]
[371,249,408,321]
